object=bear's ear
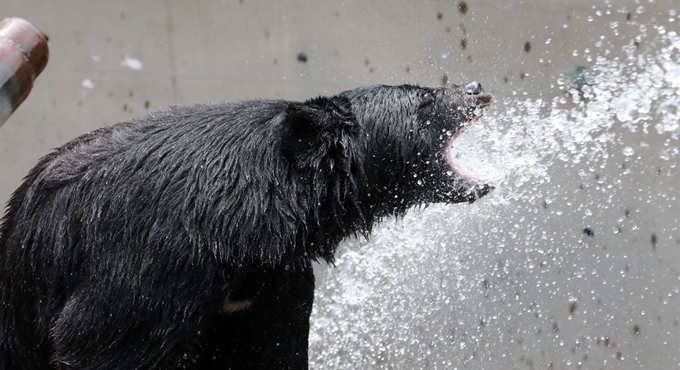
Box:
[280,96,359,166]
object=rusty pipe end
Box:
[0,17,49,77]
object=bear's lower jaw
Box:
[444,148,494,203]
[422,176,494,205]
[451,181,495,204]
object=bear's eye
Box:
[419,92,435,109]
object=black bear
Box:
[0,82,493,370]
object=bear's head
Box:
[280,83,493,239]
[339,83,493,213]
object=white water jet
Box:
[310,16,680,370]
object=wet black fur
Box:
[0,84,487,370]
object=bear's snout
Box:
[465,81,484,95]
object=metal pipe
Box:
[0,17,49,128]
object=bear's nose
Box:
[465,81,484,95]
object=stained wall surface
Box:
[1,1,678,369]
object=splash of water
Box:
[452,28,680,206]
[310,20,680,370]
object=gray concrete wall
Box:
[1,1,678,369]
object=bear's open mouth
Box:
[444,91,493,184]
